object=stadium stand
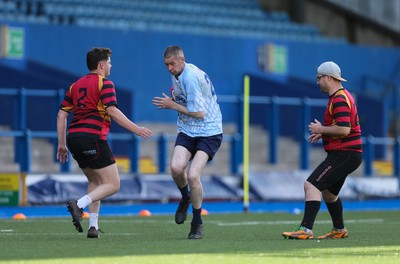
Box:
[326,0,400,34]
[0,0,344,43]
[1,0,399,204]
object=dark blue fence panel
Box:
[1,87,399,179]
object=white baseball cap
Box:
[317,61,347,82]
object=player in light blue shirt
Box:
[170,62,223,137]
[153,46,223,239]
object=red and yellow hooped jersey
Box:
[323,88,362,153]
[60,73,117,140]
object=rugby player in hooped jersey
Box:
[152,45,223,239]
[57,47,152,238]
[282,61,362,240]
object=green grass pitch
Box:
[0,210,399,263]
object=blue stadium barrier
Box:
[1,87,399,178]
[0,129,241,175]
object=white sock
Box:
[77,195,92,209]
[89,213,99,230]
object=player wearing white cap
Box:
[282,61,362,240]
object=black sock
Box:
[300,201,321,230]
[179,184,190,201]
[326,197,344,229]
[191,208,202,225]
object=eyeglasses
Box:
[316,75,327,81]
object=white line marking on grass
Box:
[0,233,77,236]
[1,229,14,232]
[100,219,174,224]
[212,218,384,226]
[74,218,386,226]
[0,232,137,236]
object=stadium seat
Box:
[0,0,345,44]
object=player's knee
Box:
[115,183,121,193]
[304,181,315,191]
[187,174,201,187]
[322,190,336,202]
[170,163,185,177]
[110,181,120,194]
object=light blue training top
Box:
[170,63,223,137]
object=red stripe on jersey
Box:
[323,89,362,153]
[59,73,117,140]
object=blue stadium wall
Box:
[1,23,399,139]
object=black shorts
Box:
[67,137,115,169]
[175,132,223,161]
[307,151,362,195]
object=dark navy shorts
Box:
[67,137,116,169]
[175,132,223,161]
[307,151,362,195]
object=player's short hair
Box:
[164,45,184,59]
[86,47,112,71]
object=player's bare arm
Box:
[309,119,350,138]
[106,106,153,139]
[152,93,205,119]
[308,133,322,143]
[56,109,69,163]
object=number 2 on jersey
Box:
[77,87,87,107]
